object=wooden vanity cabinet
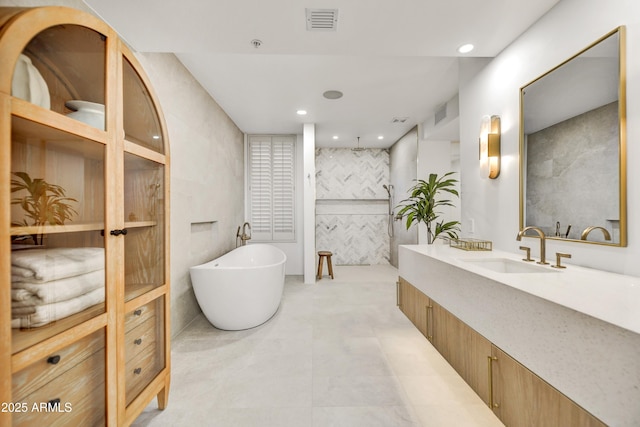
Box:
[489,346,605,427]
[398,277,604,427]
[398,278,491,404]
[0,6,170,426]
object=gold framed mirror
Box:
[519,26,626,246]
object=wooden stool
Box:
[317,251,334,280]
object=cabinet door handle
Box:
[396,281,400,307]
[133,309,142,316]
[47,355,61,365]
[109,228,128,236]
[426,305,433,341]
[488,356,499,409]
[134,367,142,375]
[134,338,142,345]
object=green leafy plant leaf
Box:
[395,172,460,243]
[10,172,78,245]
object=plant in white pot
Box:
[396,172,461,244]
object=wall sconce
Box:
[479,115,501,179]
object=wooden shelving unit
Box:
[0,6,171,426]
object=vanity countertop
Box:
[400,244,640,335]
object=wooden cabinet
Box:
[0,6,170,426]
[398,276,429,337]
[489,346,605,427]
[398,277,604,427]
[429,299,492,405]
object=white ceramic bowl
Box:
[65,100,105,130]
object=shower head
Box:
[351,136,365,152]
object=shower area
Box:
[315,128,418,267]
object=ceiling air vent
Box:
[306,9,338,31]
[434,104,447,125]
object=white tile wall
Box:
[315,148,390,265]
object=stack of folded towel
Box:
[11,247,105,328]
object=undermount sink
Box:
[460,258,558,274]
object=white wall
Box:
[460,0,640,276]
[303,124,316,284]
[139,53,244,337]
[389,128,418,266]
[417,135,461,244]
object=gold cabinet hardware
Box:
[519,246,534,262]
[396,281,400,307]
[551,252,572,269]
[488,355,499,409]
[426,305,433,341]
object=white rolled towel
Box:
[11,247,104,282]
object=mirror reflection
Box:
[520,27,626,246]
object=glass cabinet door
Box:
[10,117,106,353]
[123,153,165,301]
[123,57,164,153]
[9,22,109,354]
[14,24,106,128]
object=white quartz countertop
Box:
[400,244,640,335]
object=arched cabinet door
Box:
[0,7,170,426]
[120,46,170,415]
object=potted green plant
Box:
[11,171,78,245]
[396,172,461,244]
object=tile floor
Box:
[132,265,503,426]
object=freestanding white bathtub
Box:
[189,244,287,330]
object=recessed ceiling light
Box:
[323,90,343,100]
[377,135,384,140]
[296,110,307,115]
[332,135,339,140]
[458,43,474,54]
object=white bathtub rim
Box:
[191,244,287,271]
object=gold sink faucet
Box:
[580,226,611,241]
[516,226,548,265]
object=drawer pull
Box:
[133,309,142,316]
[47,355,61,365]
[134,367,142,375]
[134,338,143,345]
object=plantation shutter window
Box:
[248,135,295,241]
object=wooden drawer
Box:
[125,342,162,407]
[124,315,157,363]
[13,329,105,400]
[124,300,156,333]
[12,348,106,427]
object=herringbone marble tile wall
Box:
[316,148,389,199]
[315,148,391,265]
